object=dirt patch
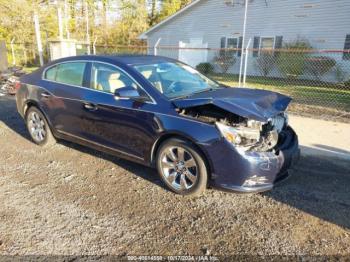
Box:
[289,103,350,124]
[0,95,349,256]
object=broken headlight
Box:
[216,122,261,147]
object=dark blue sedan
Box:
[16,55,299,195]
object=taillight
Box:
[14,81,21,91]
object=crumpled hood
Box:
[173,88,292,122]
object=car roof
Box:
[47,55,177,67]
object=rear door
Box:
[40,61,90,137]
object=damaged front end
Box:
[173,88,300,193]
[173,87,293,153]
[178,103,288,153]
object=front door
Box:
[78,62,158,161]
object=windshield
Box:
[133,62,221,99]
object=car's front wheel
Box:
[156,138,208,196]
[26,106,56,147]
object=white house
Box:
[139,0,350,80]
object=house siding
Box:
[144,0,350,80]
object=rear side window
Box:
[45,66,57,81]
[45,62,86,86]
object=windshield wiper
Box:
[171,87,218,100]
[193,87,216,94]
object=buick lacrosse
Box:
[16,55,299,195]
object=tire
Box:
[156,138,208,196]
[25,106,56,147]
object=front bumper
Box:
[209,126,300,193]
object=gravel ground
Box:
[0,95,349,257]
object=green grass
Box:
[210,74,350,111]
[23,66,39,73]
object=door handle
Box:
[83,103,98,111]
[41,92,51,98]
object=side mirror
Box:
[114,86,148,102]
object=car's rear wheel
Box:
[26,107,56,147]
[156,138,208,196]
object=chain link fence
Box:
[206,48,350,115]
[6,42,45,67]
[93,45,350,117]
[5,43,350,118]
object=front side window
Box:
[134,62,221,99]
[45,62,86,86]
[91,62,148,97]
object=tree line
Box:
[0,0,192,47]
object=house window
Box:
[227,37,238,56]
[220,36,243,57]
[343,34,350,60]
[259,37,275,54]
[253,36,283,57]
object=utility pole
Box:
[93,37,98,55]
[57,7,64,39]
[34,12,44,66]
[10,38,16,66]
[85,1,91,54]
[243,38,251,87]
[154,38,162,56]
[238,0,249,87]
[45,30,50,62]
[64,0,70,39]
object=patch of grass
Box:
[23,66,39,73]
[210,74,350,111]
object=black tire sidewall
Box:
[156,138,208,196]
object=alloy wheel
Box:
[160,146,198,190]
[27,111,46,143]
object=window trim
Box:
[259,36,276,55]
[42,60,156,105]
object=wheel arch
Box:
[150,133,214,178]
[24,101,55,133]
[23,100,40,117]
